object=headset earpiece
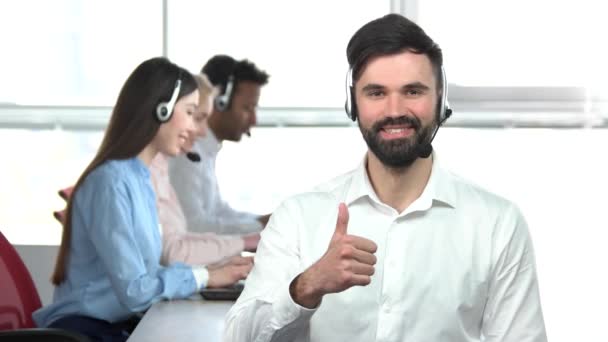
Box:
[437,66,452,125]
[344,68,357,121]
[156,76,182,123]
[214,75,234,112]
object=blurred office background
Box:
[0,1,606,341]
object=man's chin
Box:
[231,131,248,142]
[376,153,419,168]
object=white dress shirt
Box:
[224,155,547,342]
[169,130,263,235]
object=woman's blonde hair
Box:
[194,73,219,108]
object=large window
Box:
[417,0,608,119]
[167,0,391,108]
[1,0,606,127]
[0,0,162,106]
[418,0,605,88]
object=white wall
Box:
[14,245,58,306]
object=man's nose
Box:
[385,93,404,117]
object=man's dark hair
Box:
[346,13,443,91]
[202,54,269,95]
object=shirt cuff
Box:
[271,275,318,328]
[191,266,209,290]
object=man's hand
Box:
[290,203,377,308]
[207,256,254,288]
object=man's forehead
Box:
[357,52,436,87]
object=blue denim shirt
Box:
[34,158,197,326]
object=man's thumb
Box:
[333,203,349,237]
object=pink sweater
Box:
[149,154,244,266]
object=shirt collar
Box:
[150,153,168,174]
[344,153,456,211]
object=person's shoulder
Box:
[81,159,133,193]
[441,168,519,213]
[277,169,358,212]
[87,159,122,180]
[312,168,358,195]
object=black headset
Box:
[156,73,182,123]
[214,75,235,112]
[344,65,452,125]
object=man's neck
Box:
[207,114,224,142]
[366,151,433,213]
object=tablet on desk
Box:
[200,282,244,301]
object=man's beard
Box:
[359,115,435,169]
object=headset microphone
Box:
[416,143,434,159]
[186,152,201,162]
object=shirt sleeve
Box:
[162,232,244,266]
[191,266,210,290]
[80,177,198,313]
[481,203,548,342]
[214,196,264,234]
[224,198,318,342]
[169,153,262,235]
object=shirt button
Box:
[383,303,391,313]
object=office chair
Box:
[0,230,42,330]
[0,231,90,341]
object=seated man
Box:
[224,14,547,342]
[169,55,270,235]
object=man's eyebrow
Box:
[401,82,430,91]
[360,82,431,92]
[361,84,385,92]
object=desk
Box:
[127,298,233,341]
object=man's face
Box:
[223,81,261,142]
[355,51,438,168]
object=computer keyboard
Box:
[200,282,245,301]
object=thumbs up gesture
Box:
[290,203,378,308]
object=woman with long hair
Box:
[33,57,210,342]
